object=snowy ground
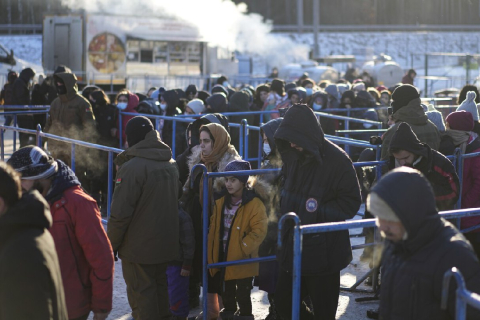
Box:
[1,117,379,319]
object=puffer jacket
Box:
[108,130,180,264]
[371,169,480,320]
[208,178,268,280]
[45,160,114,319]
[0,191,68,320]
[274,105,361,275]
[381,98,441,160]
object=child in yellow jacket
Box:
[208,160,268,320]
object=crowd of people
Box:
[1,65,480,320]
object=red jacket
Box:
[460,138,480,232]
[49,185,114,318]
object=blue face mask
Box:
[306,88,313,96]
[263,143,271,156]
[312,103,323,111]
[116,102,128,110]
[223,81,229,88]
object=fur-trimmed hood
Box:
[213,175,272,203]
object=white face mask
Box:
[312,103,323,111]
[160,103,167,111]
[116,102,128,110]
[263,143,271,156]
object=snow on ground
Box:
[0,35,43,67]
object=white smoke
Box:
[61,0,308,69]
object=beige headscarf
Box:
[199,123,236,211]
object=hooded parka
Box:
[108,130,180,264]
[274,104,361,275]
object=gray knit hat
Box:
[186,99,204,115]
[457,91,479,121]
[7,146,58,180]
[426,105,446,132]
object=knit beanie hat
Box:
[7,146,58,180]
[224,160,251,184]
[270,79,285,96]
[367,192,400,223]
[391,84,420,114]
[446,110,474,131]
[457,91,479,121]
[125,116,154,147]
[389,122,428,157]
[211,84,229,97]
[186,99,204,114]
[426,105,446,132]
[185,84,198,96]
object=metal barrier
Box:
[279,207,480,320]
[0,124,123,224]
[1,109,50,152]
[442,267,480,320]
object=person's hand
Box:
[180,268,190,277]
[93,312,109,320]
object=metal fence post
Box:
[242,119,249,161]
[71,144,76,172]
[172,119,177,159]
[36,124,42,147]
[13,115,17,151]
[200,167,209,320]
[344,119,350,156]
[239,122,245,159]
[258,126,263,168]
[107,151,113,219]
[455,148,464,227]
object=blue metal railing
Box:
[442,267,480,320]
[0,124,123,224]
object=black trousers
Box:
[209,273,253,316]
[275,269,340,320]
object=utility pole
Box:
[313,0,320,58]
[297,0,303,33]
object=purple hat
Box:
[224,160,251,184]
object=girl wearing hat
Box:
[207,160,268,320]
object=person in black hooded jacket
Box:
[162,89,187,157]
[368,167,480,320]
[388,122,460,211]
[274,104,361,320]
[228,91,255,155]
[0,161,67,320]
[12,67,36,147]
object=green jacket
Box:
[381,98,441,160]
[108,130,180,264]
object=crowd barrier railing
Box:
[442,267,480,320]
[0,124,123,224]
[1,110,50,152]
[279,207,480,320]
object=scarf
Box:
[445,129,471,154]
[199,123,234,213]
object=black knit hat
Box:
[224,160,251,184]
[125,116,154,147]
[7,146,58,180]
[270,79,285,96]
[389,122,428,157]
[186,84,198,96]
[391,84,420,114]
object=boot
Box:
[265,294,279,320]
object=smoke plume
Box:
[61,0,308,68]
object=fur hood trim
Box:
[213,176,272,203]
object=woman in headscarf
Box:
[179,123,241,316]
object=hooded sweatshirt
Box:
[371,168,480,320]
[228,91,254,151]
[381,97,441,160]
[109,130,180,264]
[12,68,35,105]
[0,191,68,320]
[274,105,361,275]
[388,123,459,211]
[162,89,186,156]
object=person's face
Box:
[376,218,406,242]
[56,81,63,87]
[187,92,196,100]
[387,115,395,127]
[263,133,269,145]
[89,95,96,104]
[410,72,417,79]
[260,91,269,103]
[304,83,313,89]
[290,142,303,152]
[225,176,244,198]
[290,94,300,104]
[343,98,352,104]
[117,96,128,104]
[185,106,196,115]
[200,131,213,156]
[392,150,416,167]
[21,179,50,197]
[380,93,390,105]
